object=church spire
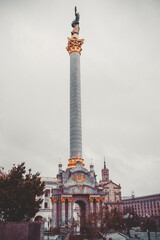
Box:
[104,157,106,169]
[101,157,109,182]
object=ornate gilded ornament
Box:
[61,197,66,202]
[66,6,84,55]
[67,197,72,202]
[95,197,100,202]
[66,37,84,55]
[100,197,105,203]
[67,157,85,168]
[71,6,80,36]
[89,197,94,202]
[72,173,86,183]
[61,197,73,202]
[78,185,83,190]
[52,197,59,203]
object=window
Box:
[45,189,50,197]
[45,202,48,208]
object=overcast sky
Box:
[0,0,160,197]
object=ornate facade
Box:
[51,161,105,228]
[99,160,122,212]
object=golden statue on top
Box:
[66,6,84,55]
[71,6,80,37]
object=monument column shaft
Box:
[70,52,82,158]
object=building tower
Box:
[66,7,84,168]
[101,158,109,182]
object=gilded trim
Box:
[67,158,85,168]
[89,197,94,202]
[73,174,86,183]
[52,197,59,203]
[66,37,84,55]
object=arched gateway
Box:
[74,200,86,232]
[51,8,105,231]
[51,161,105,230]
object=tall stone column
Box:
[61,197,66,226]
[95,197,100,228]
[66,8,84,169]
[95,197,100,213]
[52,198,58,227]
[70,52,82,159]
[68,197,72,226]
[89,197,94,213]
[100,197,105,219]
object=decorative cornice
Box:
[67,157,85,169]
[66,37,84,55]
[61,197,73,202]
[89,196,104,202]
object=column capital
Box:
[95,197,100,202]
[61,197,66,202]
[67,197,72,202]
[100,197,105,203]
[89,197,94,202]
[66,37,84,55]
[52,197,59,203]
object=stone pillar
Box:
[100,197,105,219]
[52,197,58,227]
[61,197,66,226]
[95,197,100,213]
[66,31,84,160]
[68,197,72,226]
[95,197,100,228]
[101,198,105,210]
[70,52,82,158]
[89,197,94,213]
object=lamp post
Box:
[123,213,133,236]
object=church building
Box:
[99,160,122,212]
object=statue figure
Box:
[71,6,80,36]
